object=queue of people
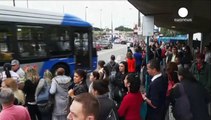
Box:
[0,41,211,120]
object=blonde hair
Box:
[25,66,40,83]
[3,78,18,91]
[3,78,25,105]
[43,70,53,84]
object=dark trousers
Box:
[27,104,42,120]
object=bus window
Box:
[0,27,14,61]
[17,25,47,58]
[48,27,72,56]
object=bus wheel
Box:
[51,64,70,76]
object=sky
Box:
[0,0,141,29]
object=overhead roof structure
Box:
[128,0,211,33]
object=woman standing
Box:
[88,71,100,93]
[68,69,88,97]
[50,67,71,120]
[118,73,144,120]
[126,52,136,73]
[1,78,25,105]
[35,70,53,120]
[23,66,41,120]
[112,61,128,108]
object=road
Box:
[96,44,178,120]
[97,44,128,63]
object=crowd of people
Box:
[0,40,211,120]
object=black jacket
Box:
[147,75,168,120]
[170,80,210,120]
[97,94,118,120]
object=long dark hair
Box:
[75,69,87,83]
[120,61,128,73]
[127,73,140,93]
[3,63,12,78]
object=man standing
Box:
[0,88,31,120]
[68,93,99,120]
[142,59,168,120]
[106,55,119,77]
[11,59,25,81]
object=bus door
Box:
[74,32,91,69]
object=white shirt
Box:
[171,54,176,62]
[151,73,162,82]
[15,67,26,81]
[205,52,211,64]
[1,71,20,83]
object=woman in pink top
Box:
[118,73,144,120]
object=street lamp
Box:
[85,6,88,21]
[138,10,141,27]
[100,9,102,29]
[26,0,29,8]
[13,0,15,6]
[111,12,114,41]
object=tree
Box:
[115,26,133,31]
[160,27,182,36]
[93,27,103,31]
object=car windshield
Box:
[101,40,109,43]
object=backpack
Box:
[106,109,119,120]
[109,62,117,76]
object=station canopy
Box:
[128,0,211,33]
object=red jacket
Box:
[127,58,136,73]
[118,92,144,120]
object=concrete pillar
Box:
[188,32,193,51]
[202,32,211,47]
[200,33,203,53]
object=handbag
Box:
[38,93,55,113]
[37,80,50,104]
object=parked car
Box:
[99,39,113,49]
[96,41,103,51]
[114,39,121,44]
[93,41,102,51]
[120,39,127,44]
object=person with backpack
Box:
[35,70,53,120]
[105,55,119,77]
[92,79,119,120]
